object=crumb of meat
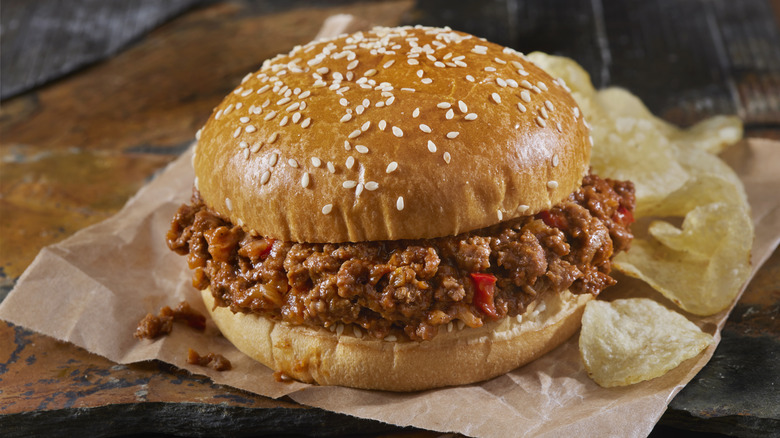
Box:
[134,301,206,340]
[187,348,232,371]
[134,313,173,339]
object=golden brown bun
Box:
[193,26,591,242]
[202,288,592,391]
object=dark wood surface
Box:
[1,1,778,436]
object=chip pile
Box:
[527,53,752,387]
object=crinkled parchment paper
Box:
[1,16,779,437]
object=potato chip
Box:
[614,175,753,315]
[579,299,713,387]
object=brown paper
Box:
[1,16,778,434]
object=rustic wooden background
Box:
[1,0,778,436]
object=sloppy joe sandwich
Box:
[166,26,635,391]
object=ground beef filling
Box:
[167,174,635,341]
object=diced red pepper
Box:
[259,238,275,259]
[613,205,634,225]
[469,273,498,319]
[536,210,568,231]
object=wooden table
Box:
[1,1,778,436]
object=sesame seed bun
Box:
[202,287,592,391]
[193,26,590,242]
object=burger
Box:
[166,26,635,391]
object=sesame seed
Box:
[279,116,289,127]
[327,161,335,173]
[277,97,291,105]
[540,107,549,119]
[299,90,311,99]
[466,75,475,82]
[537,81,548,91]
[484,66,496,72]
[288,158,299,168]
[547,180,559,189]
[396,196,405,211]
[401,87,416,92]
[392,126,403,137]
[346,156,355,168]
[556,122,563,132]
[339,98,348,107]
[434,61,446,68]
[496,78,507,87]
[322,204,333,215]
[552,154,559,167]
[311,157,322,167]
[545,100,554,111]
[506,79,518,88]
[421,78,433,84]
[497,210,503,221]
[257,84,271,94]
[520,90,531,102]
[386,161,398,173]
[491,93,501,104]
[239,141,248,149]
[264,111,277,121]
[417,69,424,78]
[454,60,467,67]
[286,102,300,112]
[348,129,361,139]
[379,120,387,130]
[343,180,357,189]
[446,109,454,120]
[249,143,260,152]
[532,86,542,94]
[447,131,460,139]
[233,127,242,138]
[251,106,262,115]
[226,197,233,211]
[355,105,365,115]
[269,153,278,166]
[427,140,437,152]
[443,151,451,163]
[215,109,223,120]
[355,145,369,154]
[344,141,351,151]
[407,59,419,65]
[517,204,529,213]
[361,121,370,132]
[363,68,377,76]
[260,171,271,185]
[340,113,352,123]
[386,96,395,106]
[292,112,302,124]
[347,60,359,70]
[383,60,395,68]
[517,102,527,113]
[301,172,310,188]
[464,113,478,120]
[412,108,420,118]
[458,101,468,113]
[535,117,547,128]
[419,124,432,133]
[574,107,580,119]
[520,80,533,89]
[301,117,311,128]
[437,102,451,109]
[361,181,378,192]
[376,101,385,108]
[239,116,250,123]
[589,135,594,146]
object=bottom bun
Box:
[202,288,592,391]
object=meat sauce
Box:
[167,174,634,341]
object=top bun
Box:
[193,26,591,243]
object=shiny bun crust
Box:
[193,26,591,242]
[203,288,592,391]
